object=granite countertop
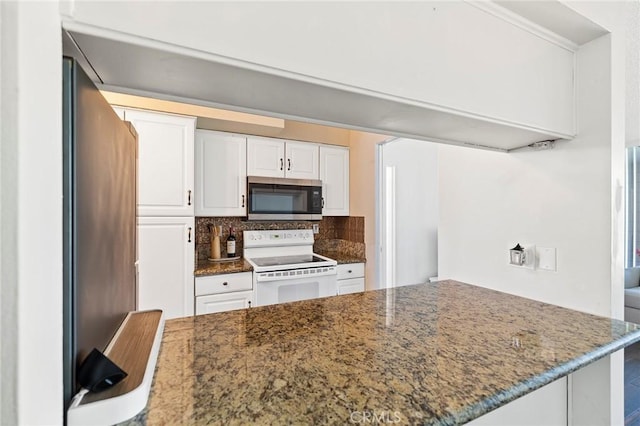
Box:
[128,280,640,425]
[194,258,253,277]
[316,250,366,264]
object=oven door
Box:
[255,274,337,307]
[247,176,322,221]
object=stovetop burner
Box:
[251,254,327,268]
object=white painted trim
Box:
[62,21,576,144]
[67,311,165,426]
[384,166,397,289]
[467,1,579,52]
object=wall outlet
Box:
[537,247,557,271]
[312,224,319,234]
[508,244,536,270]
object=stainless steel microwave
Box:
[247,176,323,221]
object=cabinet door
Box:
[320,145,349,216]
[337,278,365,295]
[285,141,319,179]
[247,137,285,178]
[112,106,125,120]
[138,217,195,320]
[125,109,195,216]
[195,130,247,216]
[195,291,253,315]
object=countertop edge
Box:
[449,329,640,424]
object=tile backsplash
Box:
[195,216,365,262]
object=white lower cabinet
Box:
[195,272,253,315]
[337,278,365,295]
[137,216,195,320]
[337,263,365,295]
[320,145,349,216]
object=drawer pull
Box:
[222,281,228,286]
[348,270,352,273]
[248,301,252,308]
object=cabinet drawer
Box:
[195,272,252,296]
[196,291,253,315]
[337,263,365,280]
[337,278,365,295]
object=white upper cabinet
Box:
[285,141,319,180]
[112,106,125,120]
[247,137,319,180]
[320,145,349,216]
[247,137,285,178]
[123,109,195,216]
[195,130,247,216]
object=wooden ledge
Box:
[68,310,164,425]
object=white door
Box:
[125,109,195,216]
[320,145,349,216]
[378,139,438,288]
[247,137,285,178]
[195,291,253,315]
[285,141,319,179]
[195,130,247,216]
[138,216,195,319]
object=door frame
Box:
[376,138,399,289]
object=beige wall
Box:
[348,131,390,289]
[102,91,350,146]
[197,117,350,146]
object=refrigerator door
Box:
[62,58,137,408]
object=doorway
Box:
[377,138,439,288]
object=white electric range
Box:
[243,229,337,307]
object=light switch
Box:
[538,247,557,271]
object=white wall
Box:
[438,27,626,425]
[0,2,62,424]
[67,1,575,135]
[439,33,616,315]
[381,139,438,286]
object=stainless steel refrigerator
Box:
[62,58,137,412]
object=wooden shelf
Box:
[68,310,164,425]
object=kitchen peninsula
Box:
[124,280,640,425]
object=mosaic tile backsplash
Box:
[195,216,365,263]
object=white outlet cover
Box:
[538,247,557,271]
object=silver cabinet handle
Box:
[187,190,192,206]
[287,158,291,171]
[242,194,245,208]
[280,158,283,170]
[187,227,192,243]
